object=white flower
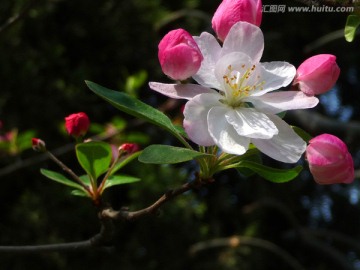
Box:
[149,22,318,163]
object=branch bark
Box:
[0,209,115,253]
[0,0,39,35]
[101,178,206,221]
[0,176,206,253]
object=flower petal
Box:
[225,108,278,139]
[183,93,222,146]
[192,32,222,89]
[149,82,216,100]
[251,62,296,96]
[252,114,306,163]
[247,91,319,114]
[221,22,264,63]
[208,106,250,155]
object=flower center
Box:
[222,64,265,106]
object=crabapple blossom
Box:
[158,29,203,81]
[65,112,90,138]
[293,54,340,96]
[212,0,262,41]
[150,22,319,163]
[306,134,354,184]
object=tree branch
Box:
[0,0,39,35]
[0,208,115,253]
[102,178,207,221]
[0,175,207,253]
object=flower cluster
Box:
[150,0,354,184]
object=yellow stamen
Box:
[223,64,266,101]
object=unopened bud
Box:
[119,143,140,154]
[32,138,46,152]
[65,112,90,138]
[158,29,203,81]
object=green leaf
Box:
[76,141,112,180]
[40,169,84,190]
[71,189,90,197]
[103,175,141,190]
[79,175,91,186]
[86,81,181,139]
[237,151,262,177]
[236,161,302,183]
[345,14,360,42]
[138,144,210,164]
[292,126,312,143]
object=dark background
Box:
[0,0,359,269]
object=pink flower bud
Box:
[32,138,46,152]
[293,54,340,96]
[158,29,203,81]
[306,134,354,185]
[212,0,262,41]
[64,112,90,138]
[119,143,140,154]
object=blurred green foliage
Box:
[0,0,360,269]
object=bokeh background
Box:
[0,0,359,269]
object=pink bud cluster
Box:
[306,134,354,185]
[158,0,263,81]
[293,54,340,96]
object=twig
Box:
[0,0,39,35]
[0,174,208,253]
[0,208,115,254]
[0,125,121,178]
[46,150,91,193]
[102,178,206,221]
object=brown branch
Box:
[46,150,92,193]
[0,174,207,253]
[0,0,39,35]
[0,208,115,254]
[102,178,206,221]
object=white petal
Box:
[208,106,250,155]
[226,108,278,139]
[251,62,296,96]
[252,114,306,163]
[221,22,264,63]
[183,93,222,146]
[192,32,222,89]
[247,91,319,114]
[149,82,216,100]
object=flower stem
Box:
[46,150,92,195]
